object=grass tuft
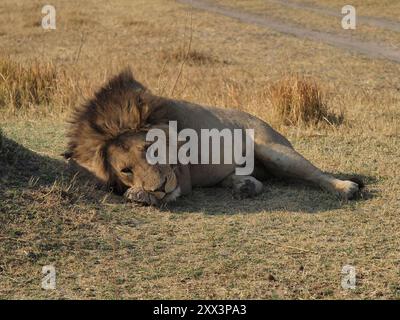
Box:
[0,56,92,118]
[267,75,343,126]
[0,56,60,111]
[160,47,220,66]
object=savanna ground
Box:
[0,0,399,299]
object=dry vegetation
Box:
[160,47,223,66]
[266,75,343,126]
[0,55,334,127]
[0,58,58,111]
[0,0,399,299]
[0,56,92,118]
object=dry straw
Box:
[266,75,343,127]
[0,57,58,111]
[0,56,91,117]
[0,57,343,128]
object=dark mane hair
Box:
[65,68,166,186]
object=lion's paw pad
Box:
[232,179,263,200]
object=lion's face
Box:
[106,132,178,204]
[66,69,182,206]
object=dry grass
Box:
[0,56,97,118]
[214,0,400,48]
[0,57,59,111]
[0,0,399,300]
[267,75,343,126]
[0,57,339,128]
[160,47,222,66]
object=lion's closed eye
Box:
[121,167,133,176]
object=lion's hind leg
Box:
[255,143,360,200]
[221,174,264,200]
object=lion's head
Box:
[65,69,179,204]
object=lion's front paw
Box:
[124,187,159,206]
[336,180,360,200]
[232,177,263,200]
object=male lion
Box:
[65,69,361,206]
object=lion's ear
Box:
[138,93,170,127]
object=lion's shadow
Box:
[0,135,65,188]
[0,134,377,215]
[164,175,377,215]
[0,135,108,202]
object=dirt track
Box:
[273,0,400,33]
[178,0,400,63]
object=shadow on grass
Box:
[0,134,109,203]
[0,133,377,215]
[165,174,378,215]
[0,134,65,188]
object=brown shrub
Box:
[267,75,343,126]
[160,47,219,66]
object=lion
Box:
[65,69,362,206]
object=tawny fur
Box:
[66,68,362,205]
[66,69,164,185]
